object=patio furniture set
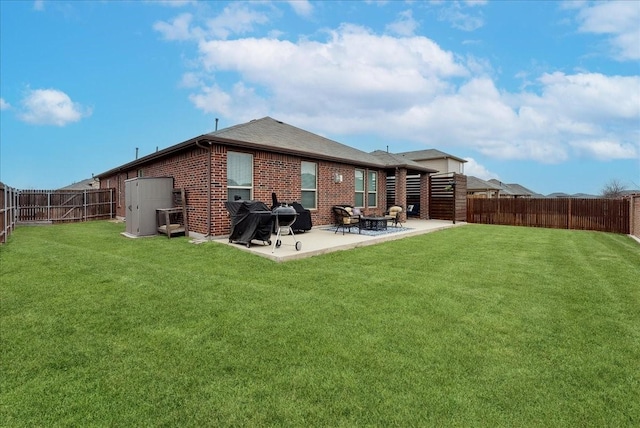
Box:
[332,205,403,235]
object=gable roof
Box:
[207,117,387,167]
[487,179,542,197]
[369,150,438,173]
[58,178,99,190]
[504,183,544,198]
[466,176,502,192]
[96,117,435,178]
[396,148,467,163]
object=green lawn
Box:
[1,221,639,427]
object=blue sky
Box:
[1,0,638,195]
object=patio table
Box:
[360,216,388,231]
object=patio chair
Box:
[332,206,361,234]
[385,205,403,227]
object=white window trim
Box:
[355,169,365,208]
[227,151,253,201]
[301,161,317,210]
[367,170,377,208]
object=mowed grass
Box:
[1,221,639,426]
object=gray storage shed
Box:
[124,177,174,237]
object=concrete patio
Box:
[200,219,466,262]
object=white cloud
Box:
[188,82,268,120]
[154,4,269,41]
[179,72,202,88]
[463,157,499,180]
[204,3,269,39]
[569,140,639,161]
[287,0,313,17]
[150,0,197,7]
[438,2,485,31]
[386,10,419,36]
[157,7,638,165]
[18,88,91,126]
[153,13,196,41]
[576,1,640,61]
[33,0,44,11]
[0,98,10,110]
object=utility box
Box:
[124,177,173,237]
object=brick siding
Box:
[100,143,392,237]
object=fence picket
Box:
[17,189,115,224]
[467,197,630,234]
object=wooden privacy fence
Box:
[17,189,115,224]
[467,197,630,234]
[1,182,18,244]
[429,173,467,222]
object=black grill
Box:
[272,204,302,252]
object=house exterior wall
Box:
[467,189,500,198]
[100,143,388,236]
[414,158,464,174]
[394,168,407,222]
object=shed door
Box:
[125,180,138,235]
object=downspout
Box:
[196,139,214,238]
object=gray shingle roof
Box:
[208,117,387,167]
[466,176,502,191]
[487,179,542,196]
[369,150,438,173]
[396,148,467,163]
[97,116,439,178]
[505,183,544,198]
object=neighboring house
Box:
[396,148,467,175]
[466,176,503,198]
[96,117,437,237]
[487,179,538,198]
[58,178,100,190]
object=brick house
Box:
[96,117,435,237]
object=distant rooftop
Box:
[396,148,467,163]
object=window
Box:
[355,169,365,207]
[367,170,377,207]
[301,161,317,209]
[227,151,253,201]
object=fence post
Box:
[83,189,87,221]
[567,198,572,230]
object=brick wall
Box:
[394,168,407,222]
[100,144,390,236]
[420,174,430,219]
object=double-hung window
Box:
[367,171,377,208]
[227,151,253,201]
[301,161,317,209]
[355,169,365,207]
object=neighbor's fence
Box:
[17,189,115,224]
[467,197,630,234]
[630,195,640,239]
[1,182,18,244]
